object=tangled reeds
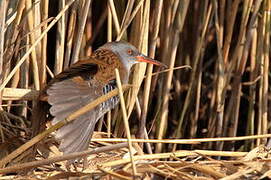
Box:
[0,0,270,179]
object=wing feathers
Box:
[47,77,103,155]
[59,115,95,153]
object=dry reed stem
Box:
[70,0,92,64]
[5,11,17,28]
[213,0,226,144]
[106,110,111,138]
[101,149,248,167]
[85,5,92,56]
[115,69,137,176]
[174,0,206,150]
[106,2,113,139]
[3,0,25,70]
[64,2,77,69]
[25,0,40,90]
[107,2,112,42]
[261,0,270,142]
[123,0,149,119]
[21,17,53,38]
[245,26,258,149]
[98,167,132,180]
[147,165,178,179]
[220,168,257,180]
[222,1,253,144]
[108,0,120,35]
[212,0,225,149]
[128,0,151,123]
[2,88,39,100]
[54,0,66,74]
[256,4,265,146]
[161,0,193,150]
[157,1,182,152]
[33,0,42,55]
[0,0,6,101]
[162,164,195,179]
[183,163,225,178]
[40,0,49,87]
[225,0,262,147]
[139,0,163,142]
[120,0,135,31]
[116,0,144,41]
[222,0,240,63]
[92,133,271,144]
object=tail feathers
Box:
[13,100,50,165]
[31,100,50,138]
[29,100,50,161]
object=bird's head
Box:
[99,41,166,73]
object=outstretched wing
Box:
[47,77,103,154]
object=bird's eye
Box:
[127,49,133,55]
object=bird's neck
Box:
[92,49,129,84]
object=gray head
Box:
[98,41,166,73]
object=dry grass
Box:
[0,0,270,179]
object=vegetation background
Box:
[0,0,270,178]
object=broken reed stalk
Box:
[1,88,39,100]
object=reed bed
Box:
[0,0,270,179]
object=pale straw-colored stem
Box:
[108,0,120,35]
[25,0,40,90]
[70,0,92,64]
[115,68,137,176]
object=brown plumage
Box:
[31,41,166,158]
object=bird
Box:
[31,41,166,158]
